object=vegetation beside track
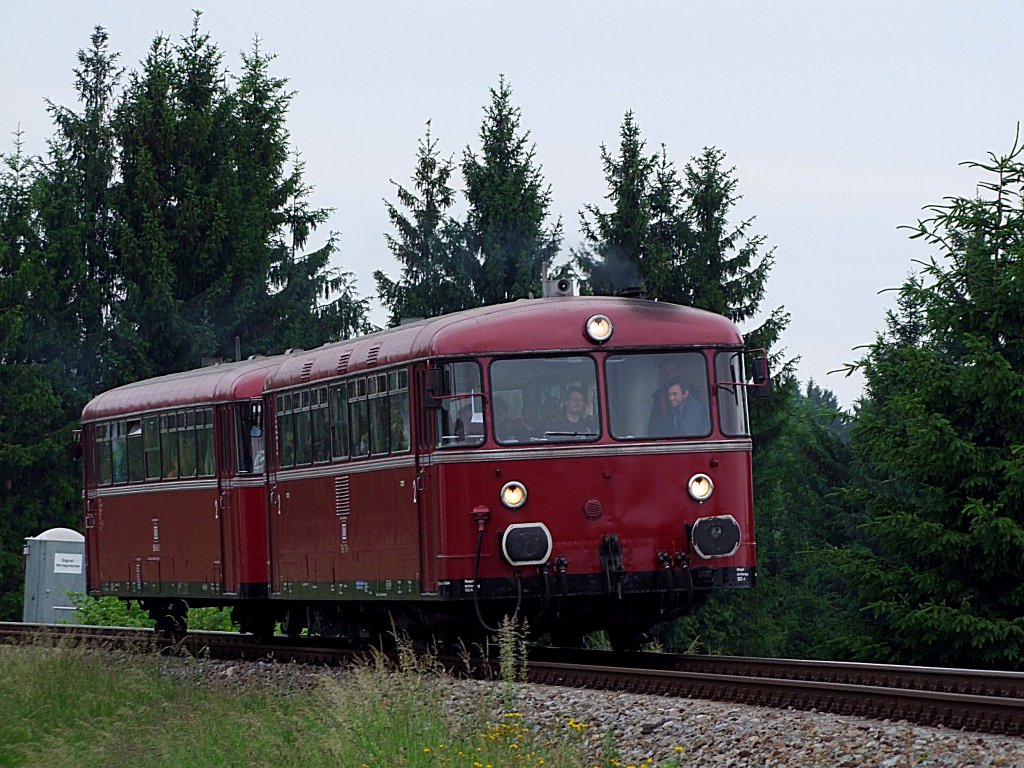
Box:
[0,625,686,768]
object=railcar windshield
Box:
[491,356,599,444]
[605,352,711,439]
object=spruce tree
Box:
[462,76,562,304]
[114,16,368,373]
[833,136,1024,668]
[374,122,476,325]
[575,112,678,295]
[0,134,81,620]
[681,147,786,353]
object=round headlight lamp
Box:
[500,481,528,509]
[687,473,714,502]
[584,314,613,343]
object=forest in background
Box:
[4,16,1024,669]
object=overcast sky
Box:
[5,2,1022,408]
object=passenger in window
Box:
[503,401,541,442]
[659,380,706,437]
[547,386,596,435]
[648,358,680,434]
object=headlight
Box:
[500,481,528,509]
[584,314,613,343]
[687,473,714,502]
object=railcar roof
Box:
[266,296,743,391]
[82,356,284,422]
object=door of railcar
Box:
[215,406,239,593]
[414,364,440,592]
[83,424,102,593]
[217,400,269,597]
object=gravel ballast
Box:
[159,655,1024,767]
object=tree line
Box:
[4,17,1023,670]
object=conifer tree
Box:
[575,112,676,294]
[374,122,476,325]
[833,136,1024,669]
[681,147,786,354]
[0,134,80,620]
[114,16,368,374]
[463,76,561,304]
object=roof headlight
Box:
[687,473,714,502]
[585,314,613,343]
[500,481,528,510]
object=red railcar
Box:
[82,296,766,648]
[81,357,280,635]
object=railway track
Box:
[4,622,1023,735]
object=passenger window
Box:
[312,387,330,463]
[178,410,197,478]
[329,384,349,460]
[277,394,295,468]
[126,420,144,483]
[161,413,179,479]
[294,390,313,466]
[350,379,369,458]
[111,421,128,484]
[197,408,216,477]
[144,416,160,480]
[389,370,410,453]
[369,374,389,456]
[96,423,112,486]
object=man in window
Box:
[660,380,705,437]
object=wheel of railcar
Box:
[250,615,276,644]
[607,626,643,653]
[153,610,187,641]
[281,608,307,639]
[548,630,585,648]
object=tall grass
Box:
[0,628,683,768]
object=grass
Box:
[0,623,687,768]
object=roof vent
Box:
[300,360,314,383]
[366,344,381,368]
[336,351,351,375]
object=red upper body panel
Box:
[265,297,744,392]
[81,357,284,422]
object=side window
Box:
[436,361,485,448]
[369,373,389,456]
[389,369,411,453]
[197,407,216,477]
[161,413,179,479]
[178,410,197,478]
[277,393,295,469]
[96,423,112,486]
[111,420,127,484]
[715,351,750,437]
[312,386,330,463]
[126,419,144,483]
[294,389,313,466]
[329,383,349,460]
[144,416,160,480]
[350,379,369,458]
